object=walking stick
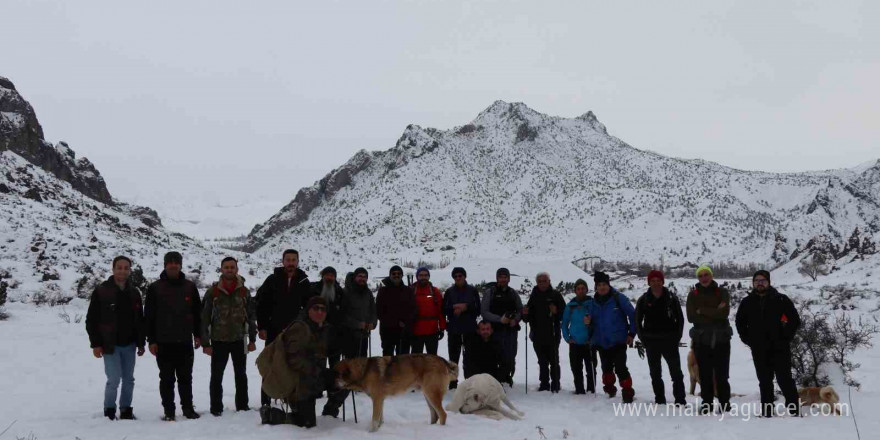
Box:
[525,321,529,394]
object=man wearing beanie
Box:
[309,266,345,366]
[322,267,377,417]
[480,267,523,387]
[443,267,481,389]
[279,295,332,428]
[735,270,801,417]
[410,267,446,355]
[588,271,637,403]
[686,265,732,414]
[635,270,686,405]
[522,272,566,392]
[376,265,417,356]
[144,251,203,421]
[562,278,595,394]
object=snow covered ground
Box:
[2,281,878,440]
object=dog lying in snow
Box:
[445,374,525,421]
[798,386,841,415]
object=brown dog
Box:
[798,386,841,415]
[687,347,716,396]
[334,354,458,432]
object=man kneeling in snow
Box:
[445,374,525,421]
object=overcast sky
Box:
[3,0,878,207]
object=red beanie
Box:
[647,270,665,284]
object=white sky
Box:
[2,0,878,206]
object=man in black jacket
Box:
[144,251,202,421]
[443,267,481,389]
[480,268,523,387]
[635,270,686,405]
[464,320,503,381]
[256,248,311,407]
[86,256,145,420]
[735,270,801,417]
[522,272,566,393]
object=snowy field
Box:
[2,291,878,440]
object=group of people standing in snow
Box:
[86,249,803,427]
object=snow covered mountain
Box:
[244,101,880,276]
[0,76,228,302]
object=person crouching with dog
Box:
[281,296,334,428]
[735,270,801,417]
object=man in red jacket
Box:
[410,267,446,355]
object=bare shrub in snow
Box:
[797,253,830,281]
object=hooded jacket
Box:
[144,271,202,344]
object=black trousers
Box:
[292,398,316,428]
[694,341,731,407]
[533,340,561,386]
[323,331,369,414]
[752,345,799,415]
[496,329,518,385]
[569,343,596,392]
[380,329,410,356]
[597,344,630,380]
[645,342,686,403]
[410,334,439,355]
[447,332,467,382]
[156,342,195,412]
[210,340,248,412]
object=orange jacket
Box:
[412,283,446,336]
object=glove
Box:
[437,331,445,341]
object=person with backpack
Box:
[144,251,203,421]
[85,256,145,420]
[587,271,637,403]
[321,267,376,418]
[255,249,311,407]
[410,267,446,355]
[480,268,523,387]
[522,272,566,393]
[561,278,594,394]
[735,270,801,417]
[686,265,732,414]
[443,267,481,389]
[635,270,686,405]
[376,265,416,356]
[200,257,257,416]
[282,296,334,428]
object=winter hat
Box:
[353,267,369,277]
[416,267,430,277]
[574,279,589,290]
[695,266,713,277]
[389,265,403,275]
[647,270,665,284]
[496,267,511,278]
[451,267,467,278]
[593,271,611,286]
[320,266,337,277]
[752,270,771,283]
[307,296,327,309]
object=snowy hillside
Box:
[244,101,880,279]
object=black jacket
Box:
[635,287,684,346]
[735,287,800,350]
[256,267,310,338]
[85,277,145,353]
[144,271,201,344]
[376,277,416,333]
[464,334,502,380]
[522,287,566,345]
[308,280,346,328]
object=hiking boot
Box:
[104,408,116,421]
[622,388,635,403]
[719,402,731,413]
[236,405,250,412]
[162,410,176,421]
[603,384,617,397]
[182,406,201,419]
[449,381,458,390]
[537,383,551,392]
[210,409,223,417]
[674,398,687,406]
[551,382,561,393]
[119,407,135,420]
[574,387,586,395]
[321,406,339,418]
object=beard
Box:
[321,282,336,302]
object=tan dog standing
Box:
[334,354,458,432]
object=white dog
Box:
[445,374,525,421]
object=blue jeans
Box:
[103,344,136,409]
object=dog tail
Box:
[820,386,839,403]
[444,359,459,381]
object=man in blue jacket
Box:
[562,279,594,394]
[444,267,481,389]
[587,271,637,403]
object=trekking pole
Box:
[525,321,529,394]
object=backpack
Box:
[256,323,307,400]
